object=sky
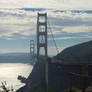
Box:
[0,0,92,56]
[0,0,92,10]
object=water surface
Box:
[0,63,33,91]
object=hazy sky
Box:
[0,0,92,56]
[0,0,92,10]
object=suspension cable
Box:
[48,20,59,54]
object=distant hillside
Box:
[0,53,35,65]
[55,40,92,62]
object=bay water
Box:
[0,63,33,91]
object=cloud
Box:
[0,0,58,8]
[0,24,36,40]
[0,8,92,41]
[48,35,92,41]
[62,26,92,33]
[0,0,92,10]
[0,0,92,9]
[48,37,76,40]
[48,30,61,35]
[0,9,37,40]
[48,11,92,27]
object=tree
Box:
[0,81,14,92]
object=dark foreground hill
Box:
[16,40,92,92]
[55,40,92,62]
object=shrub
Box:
[0,81,14,92]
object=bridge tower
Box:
[37,13,48,88]
[30,40,35,61]
[37,13,47,60]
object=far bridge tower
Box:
[30,40,35,62]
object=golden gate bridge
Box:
[26,12,92,92]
